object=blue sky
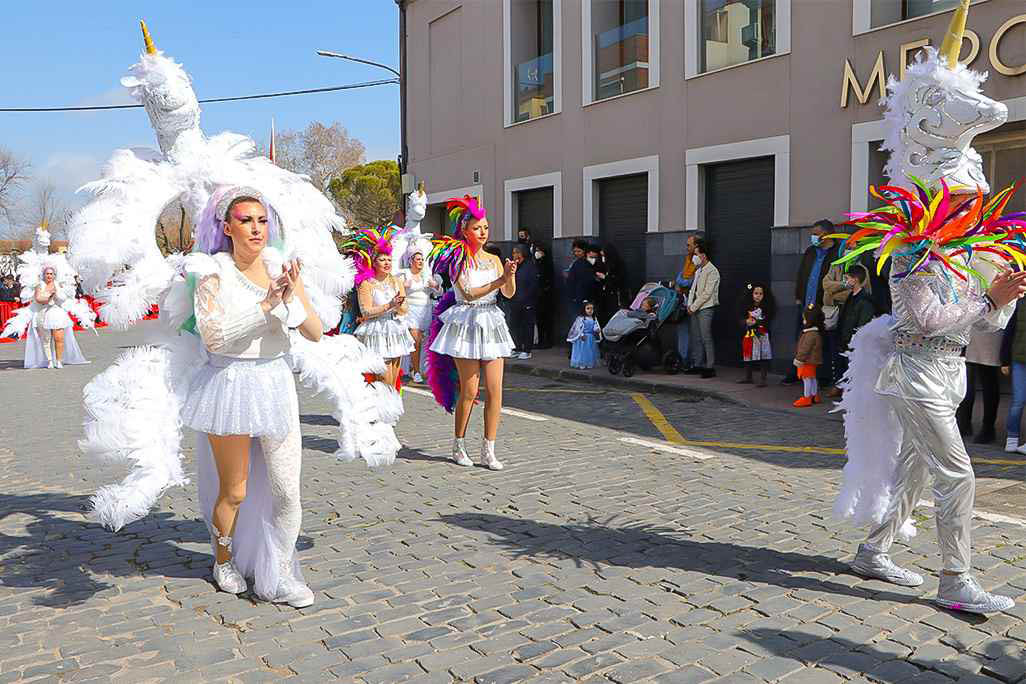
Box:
[0,1,400,222]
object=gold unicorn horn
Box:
[939,0,970,69]
[140,20,157,55]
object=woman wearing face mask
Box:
[427,196,517,470]
[533,243,555,349]
[783,220,838,386]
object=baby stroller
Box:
[603,283,684,377]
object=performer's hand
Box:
[261,280,285,313]
[502,259,517,283]
[281,260,302,304]
[987,270,1026,308]
[389,293,404,310]
[1002,366,1011,376]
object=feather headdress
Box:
[830,177,1026,284]
[342,226,398,285]
[430,195,486,283]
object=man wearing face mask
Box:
[566,239,597,321]
[782,220,838,385]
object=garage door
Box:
[516,187,554,246]
[598,174,648,297]
[704,157,774,366]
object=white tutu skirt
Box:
[403,301,433,332]
[181,354,298,438]
[430,302,515,361]
[355,315,416,359]
[36,305,73,330]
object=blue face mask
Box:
[811,235,822,247]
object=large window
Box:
[591,0,651,101]
[699,0,776,73]
[870,0,961,29]
[510,1,556,123]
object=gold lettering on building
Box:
[962,29,981,66]
[900,39,930,79]
[990,14,1026,77]
[841,52,886,108]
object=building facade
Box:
[404,0,1026,367]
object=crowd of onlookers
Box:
[0,274,20,302]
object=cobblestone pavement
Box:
[1,324,1025,683]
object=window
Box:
[591,0,651,101]
[699,0,776,74]
[870,0,961,29]
[509,1,556,123]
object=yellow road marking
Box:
[631,393,687,444]
[630,392,1023,466]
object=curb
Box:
[504,360,742,406]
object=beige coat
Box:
[687,261,720,312]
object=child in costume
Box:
[738,282,774,387]
[568,301,602,369]
[793,305,823,407]
[833,0,1026,615]
[426,196,517,470]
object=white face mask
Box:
[534,251,543,260]
[587,257,597,265]
[692,255,702,267]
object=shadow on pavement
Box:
[741,628,1024,682]
[0,493,311,608]
[439,512,938,609]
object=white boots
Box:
[451,437,503,470]
[42,334,61,369]
[1004,437,1026,455]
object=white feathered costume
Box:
[2,226,94,368]
[71,25,403,556]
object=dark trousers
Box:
[536,299,553,348]
[957,363,1000,434]
[509,304,536,354]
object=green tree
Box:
[328,160,400,229]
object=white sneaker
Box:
[481,439,504,471]
[272,575,314,608]
[520,352,532,360]
[47,360,54,369]
[451,438,473,466]
[849,544,924,587]
[1017,443,1026,456]
[55,360,63,369]
[935,573,1014,614]
[213,560,247,594]
[412,372,424,384]
[1006,437,1020,453]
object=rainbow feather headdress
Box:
[830,177,1026,284]
[429,195,487,282]
[341,225,398,285]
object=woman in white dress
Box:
[400,243,442,383]
[183,189,323,607]
[427,196,517,470]
[350,228,416,389]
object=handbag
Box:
[822,304,840,331]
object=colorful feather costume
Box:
[425,195,487,411]
[829,177,1026,284]
[341,226,399,286]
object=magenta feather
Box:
[426,290,458,413]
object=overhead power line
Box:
[0,79,399,113]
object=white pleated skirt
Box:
[355,314,416,359]
[430,302,515,361]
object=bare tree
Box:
[273,121,366,193]
[24,180,70,238]
[0,147,30,230]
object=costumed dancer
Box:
[567,301,602,370]
[345,227,416,389]
[426,196,517,470]
[2,225,95,368]
[832,0,1026,614]
[400,238,443,383]
[70,24,403,607]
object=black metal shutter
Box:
[598,173,648,296]
[704,157,774,366]
[516,188,554,245]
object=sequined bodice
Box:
[456,261,500,305]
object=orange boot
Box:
[793,396,814,408]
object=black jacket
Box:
[510,258,539,307]
[838,288,876,349]
[0,285,18,302]
[566,258,597,305]
[795,243,840,305]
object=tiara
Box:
[214,186,265,222]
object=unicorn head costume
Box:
[832,0,1025,614]
[71,26,404,604]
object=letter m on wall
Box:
[841,52,886,108]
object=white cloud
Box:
[41,153,104,199]
[74,87,136,109]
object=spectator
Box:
[508,245,539,360]
[826,264,875,399]
[533,242,555,349]
[675,234,700,367]
[565,239,597,315]
[517,227,542,256]
[737,282,775,387]
[783,219,839,386]
[957,329,1003,444]
[1001,298,1026,453]
[683,238,719,379]
[597,244,628,325]
[793,305,825,407]
[0,275,18,302]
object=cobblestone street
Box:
[1,324,1025,683]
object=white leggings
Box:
[803,378,819,397]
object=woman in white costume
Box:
[400,241,442,383]
[426,196,516,470]
[348,227,416,389]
